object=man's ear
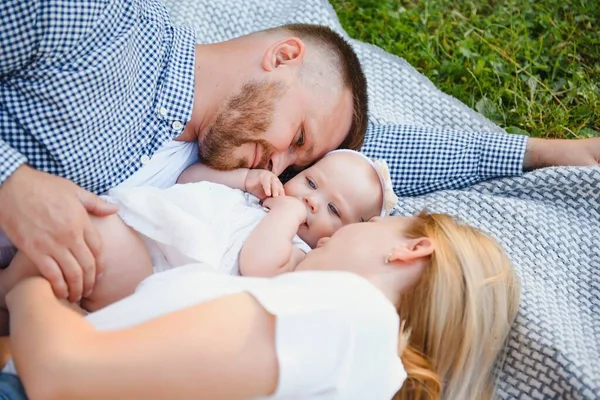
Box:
[387,238,434,264]
[262,37,305,71]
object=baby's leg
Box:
[0,214,153,333]
[0,215,153,313]
[80,214,154,312]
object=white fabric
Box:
[112,140,200,192]
[107,181,311,275]
[4,265,406,400]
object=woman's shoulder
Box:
[259,270,396,316]
[134,267,397,328]
[253,271,405,400]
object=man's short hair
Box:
[269,24,368,151]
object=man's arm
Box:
[362,124,600,196]
[523,137,600,170]
[0,0,39,182]
[239,196,307,277]
[0,139,27,186]
[0,1,40,78]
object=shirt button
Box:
[140,155,151,165]
[159,107,168,116]
[171,120,183,131]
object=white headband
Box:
[324,149,398,217]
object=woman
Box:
[2,213,520,400]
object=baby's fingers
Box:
[271,176,285,197]
[260,175,272,197]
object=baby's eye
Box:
[328,203,341,218]
[306,177,316,189]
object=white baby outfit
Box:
[106,181,311,275]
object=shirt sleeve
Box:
[0,140,26,185]
[0,1,37,184]
[0,107,28,185]
[361,124,528,196]
[249,271,406,400]
[0,1,40,77]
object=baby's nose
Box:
[303,195,318,213]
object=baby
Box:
[0,150,397,319]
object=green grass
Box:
[329,0,599,139]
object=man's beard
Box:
[198,80,287,171]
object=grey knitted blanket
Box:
[163,0,600,398]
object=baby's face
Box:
[283,152,383,248]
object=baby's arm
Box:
[178,163,284,200]
[239,196,307,277]
[178,163,249,189]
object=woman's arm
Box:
[7,278,278,400]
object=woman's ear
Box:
[262,37,305,71]
[387,238,434,264]
[316,237,330,248]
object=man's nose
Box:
[303,195,319,214]
[270,152,295,176]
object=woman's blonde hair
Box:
[394,213,521,400]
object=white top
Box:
[4,265,406,399]
[106,181,311,275]
[112,140,199,192]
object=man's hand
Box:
[244,169,285,200]
[0,166,118,302]
[262,196,307,225]
[524,137,600,170]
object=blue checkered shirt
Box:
[361,124,527,196]
[0,0,195,194]
[1,0,527,197]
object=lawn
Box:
[329,0,599,139]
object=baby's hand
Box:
[263,196,307,225]
[245,169,285,200]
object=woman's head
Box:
[283,150,397,247]
[297,213,520,400]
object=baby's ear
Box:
[387,238,434,263]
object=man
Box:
[0,0,367,302]
[0,0,598,302]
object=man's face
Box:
[198,78,353,176]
